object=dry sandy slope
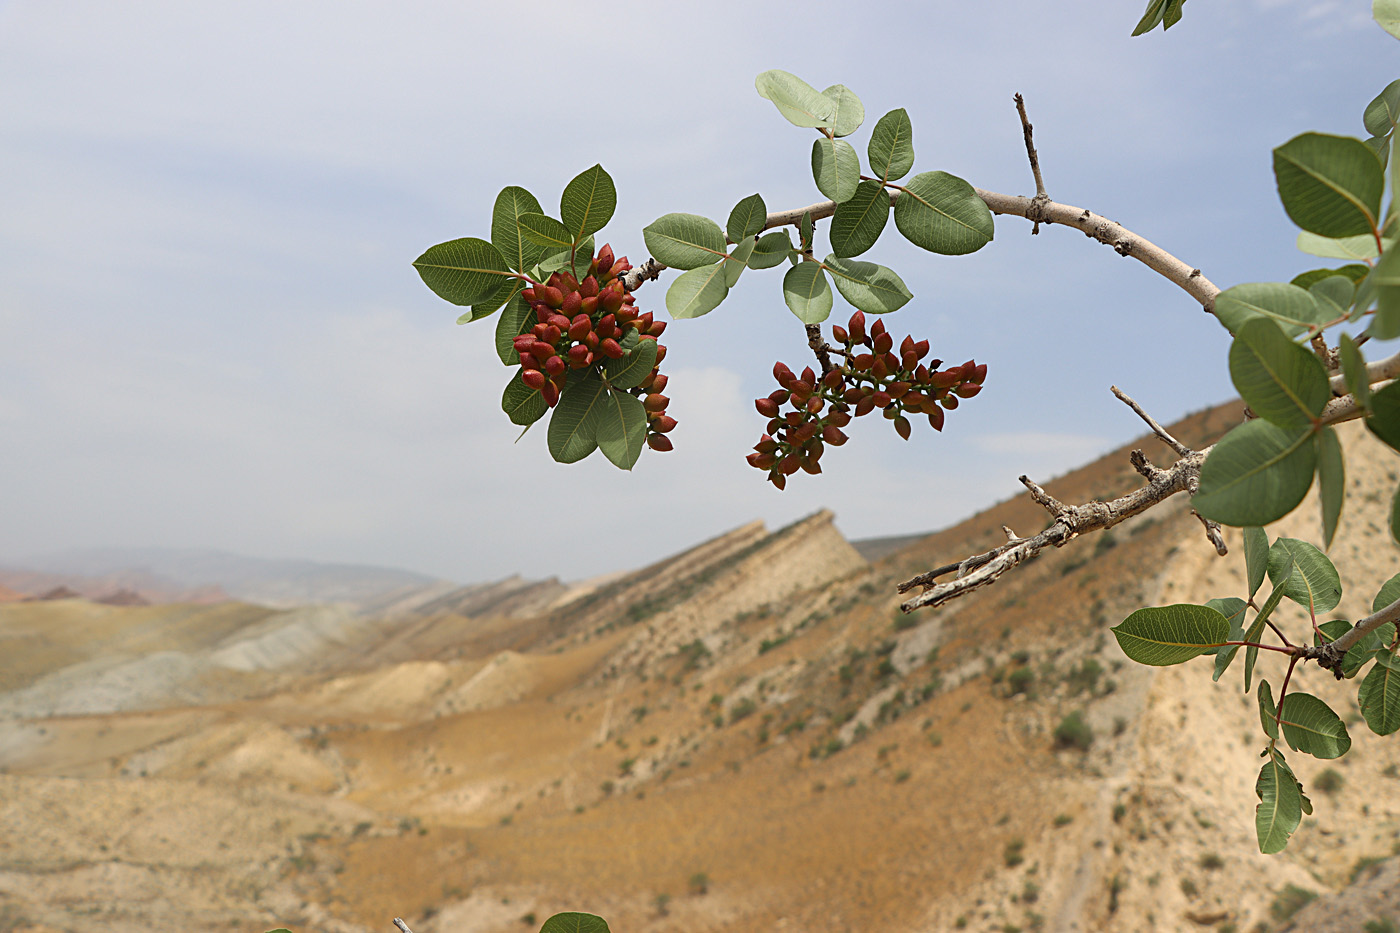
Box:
[1,405,1397,933]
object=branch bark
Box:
[1308,595,1400,675]
[625,188,1221,313]
[897,447,1208,611]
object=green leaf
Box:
[1255,748,1303,854]
[560,164,616,241]
[868,108,914,182]
[1228,318,1330,429]
[1258,679,1280,741]
[547,371,607,464]
[1245,564,1291,694]
[724,236,755,288]
[727,193,768,243]
[811,138,860,203]
[1209,597,1249,682]
[491,186,546,273]
[893,171,994,255]
[799,211,814,251]
[1360,655,1400,734]
[754,70,834,129]
[1375,572,1400,613]
[643,214,727,270]
[1376,0,1400,39]
[1373,242,1400,339]
[502,370,547,426]
[1392,483,1400,545]
[1112,604,1229,666]
[1268,537,1343,613]
[1291,265,1370,290]
[783,262,834,324]
[413,237,512,307]
[495,293,534,366]
[604,337,657,389]
[1316,426,1345,550]
[829,180,891,258]
[749,230,793,270]
[821,84,865,137]
[822,255,912,313]
[1365,79,1400,136]
[516,213,575,250]
[1274,133,1384,238]
[1316,618,1352,646]
[1279,692,1351,758]
[1192,420,1318,526]
[666,264,729,320]
[540,913,611,933]
[1366,381,1400,452]
[595,389,648,470]
[1213,282,1328,338]
[464,277,521,323]
[1244,527,1270,598]
[538,236,593,277]
[1309,275,1355,320]
[1369,134,1393,171]
[1297,231,1387,261]
[1340,333,1373,416]
[1132,0,1167,35]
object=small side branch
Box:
[1013,92,1050,232]
[898,447,1208,611]
[621,258,667,292]
[1321,595,1400,663]
[1191,509,1228,556]
[394,919,415,933]
[1112,385,1191,457]
[805,323,836,375]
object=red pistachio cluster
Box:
[746,310,986,488]
[516,244,677,450]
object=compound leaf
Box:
[821,84,865,137]
[595,389,648,471]
[1279,692,1351,758]
[893,171,994,255]
[782,262,834,324]
[1192,420,1317,526]
[666,264,729,320]
[414,237,512,307]
[755,70,834,129]
[560,164,616,241]
[812,137,861,203]
[868,108,915,182]
[822,255,911,313]
[1273,133,1384,238]
[643,213,727,270]
[1112,604,1229,666]
[829,180,891,258]
[727,193,768,243]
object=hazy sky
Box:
[0,1,1394,583]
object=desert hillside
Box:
[1,402,1398,933]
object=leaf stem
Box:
[1274,654,1302,734]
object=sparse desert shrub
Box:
[1054,711,1093,752]
[1269,884,1317,922]
[1315,767,1345,795]
[1004,837,1025,868]
[1199,852,1223,871]
[1007,666,1034,696]
[688,872,709,895]
[729,698,757,723]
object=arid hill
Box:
[1,402,1397,933]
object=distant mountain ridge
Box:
[3,547,453,609]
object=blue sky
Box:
[0,1,1394,583]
